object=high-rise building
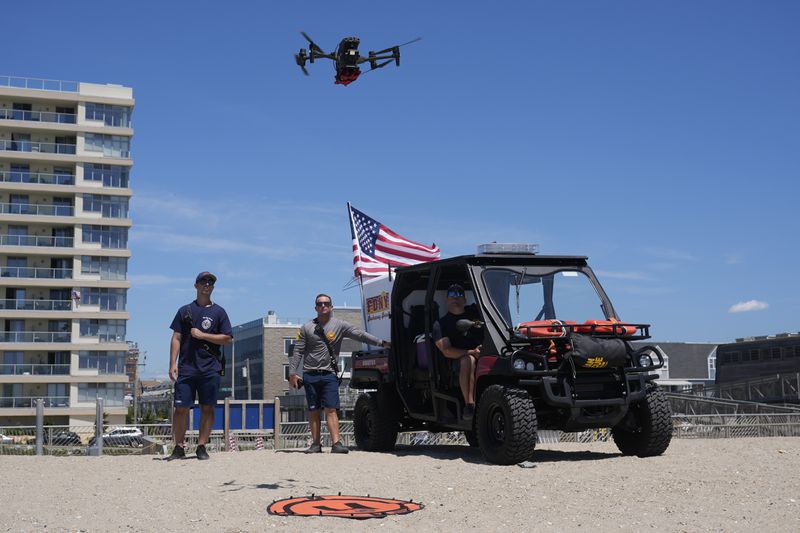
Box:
[0,76,133,427]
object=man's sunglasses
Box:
[315,301,332,307]
[447,290,465,297]
[198,279,215,286]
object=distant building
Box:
[222,308,366,401]
[633,341,718,391]
[0,76,134,427]
[716,333,800,384]
[125,341,139,398]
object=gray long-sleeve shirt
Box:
[289,317,384,375]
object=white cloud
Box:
[728,300,769,313]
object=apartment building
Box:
[221,308,365,401]
[0,76,133,426]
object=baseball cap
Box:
[447,283,465,296]
[195,271,217,283]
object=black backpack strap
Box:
[314,322,342,384]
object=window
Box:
[283,364,290,381]
[82,225,128,249]
[79,319,126,342]
[78,382,124,406]
[283,337,296,355]
[78,351,126,374]
[83,194,129,218]
[85,103,131,127]
[79,288,127,311]
[81,256,127,280]
[83,164,129,188]
[84,133,130,158]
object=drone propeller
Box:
[294,53,309,76]
[300,31,325,54]
[372,37,422,55]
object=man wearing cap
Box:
[289,293,390,454]
[433,284,482,419]
[166,272,233,461]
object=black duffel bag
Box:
[566,333,628,369]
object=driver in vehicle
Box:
[433,284,482,419]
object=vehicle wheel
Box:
[612,384,673,457]
[463,430,479,447]
[475,385,537,465]
[353,392,398,452]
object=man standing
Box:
[167,272,232,461]
[433,284,482,419]
[289,293,389,454]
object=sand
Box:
[1,438,799,532]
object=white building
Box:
[0,76,133,426]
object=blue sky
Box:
[5,1,799,378]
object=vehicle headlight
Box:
[513,358,526,370]
[525,362,536,371]
[638,354,653,367]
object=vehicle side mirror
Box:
[456,319,483,336]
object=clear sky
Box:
[5,1,799,378]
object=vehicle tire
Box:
[354,392,398,452]
[463,430,479,447]
[612,384,673,457]
[475,385,537,465]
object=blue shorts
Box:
[303,371,340,410]
[174,374,220,407]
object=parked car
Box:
[88,427,144,447]
[0,433,13,444]
[46,431,83,446]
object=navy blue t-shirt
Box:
[169,301,233,377]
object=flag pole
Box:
[347,202,371,337]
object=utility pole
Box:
[133,351,147,426]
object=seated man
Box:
[432,284,482,419]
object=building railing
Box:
[0,331,71,343]
[0,396,70,408]
[0,299,72,311]
[0,170,74,185]
[0,108,76,124]
[0,266,72,279]
[0,364,70,375]
[0,75,78,93]
[0,139,76,155]
[0,234,74,247]
[0,202,73,217]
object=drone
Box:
[294,32,421,86]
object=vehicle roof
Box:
[395,254,589,273]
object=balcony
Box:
[0,266,72,279]
[0,331,71,343]
[0,108,76,124]
[0,170,74,185]
[0,139,76,155]
[0,75,78,93]
[0,299,72,311]
[0,363,70,375]
[0,234,74,247]
[0,202,73,217]
[0,396,69,408]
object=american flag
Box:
[349,204,440,277]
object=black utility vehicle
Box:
[351,245,673,465]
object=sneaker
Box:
[463,404,475,420]
[330,441,349,454]
[166,445,185,461]
[304,442,323,454]
[195,445,210,460]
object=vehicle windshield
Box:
[481,267,608,330]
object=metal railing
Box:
[0,139,76,155]
[0,331,71,343]
[0,75,78,93]
[673,413,800,439]
[0,298,72,311]
[0,266,72,279]
[0,108,76,124]
[0,396,69,408]
[0,202,73,216]
[0,234,74,247]
[0,363,70,375]
[0,170,75,185]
